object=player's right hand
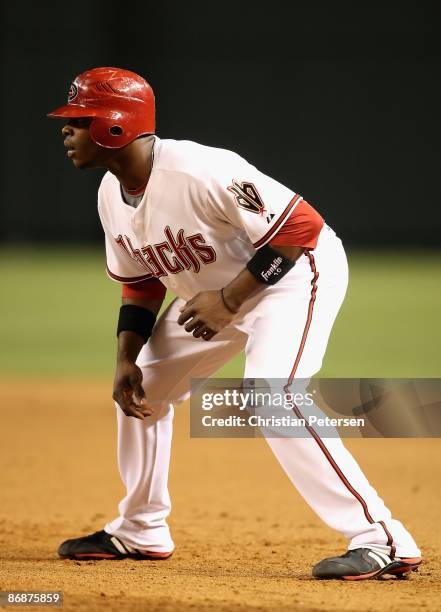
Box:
[112,360,153,419]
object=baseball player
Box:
[47,67,421,579]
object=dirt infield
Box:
[0,379,440,611]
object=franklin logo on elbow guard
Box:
[261,257,283,281]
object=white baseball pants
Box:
[105,226,420,558]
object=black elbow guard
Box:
[117,304,157,344]
[246,244,296,285]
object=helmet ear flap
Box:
[89,116,131,149]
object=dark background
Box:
[1,0,440,246]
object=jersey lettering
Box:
[186,234,217,264]
[141,245,167,278]
[115,227,217,278]
[164,226,201,273]
[155,242,185,274]
[116,235,154,277]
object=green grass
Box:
[0,247,440,377]
[323,251,441,377]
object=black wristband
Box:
[117,304,157,344]
[246,244,296,285]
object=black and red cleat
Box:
[312,548,421,580]
[58,530,173,561]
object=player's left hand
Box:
[177,290,235,341]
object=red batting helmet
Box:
[47,67,155,148]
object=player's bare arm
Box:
[178,245,304,340]
[223,243,304,312]
[113,296,164,420]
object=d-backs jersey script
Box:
[98,137,305,299]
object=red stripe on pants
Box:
[284,250,396,558]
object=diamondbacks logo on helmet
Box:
[68,83,78,102]
[227,180,266,215]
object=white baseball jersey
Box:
[98,136,303,300]
[97,137,420,563]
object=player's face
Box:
[62,118,114,169]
